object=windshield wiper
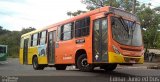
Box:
[118,17,130,36]
[131,21,136,39]
[131,21,136,30]
[130,21,136,45]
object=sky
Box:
[0,0,160,31]
[0,0,87,31]
[140,0,160,8]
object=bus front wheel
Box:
[32,56,45,70]
[77,54,94,72]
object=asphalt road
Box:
[0,58,160,82]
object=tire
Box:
[101,64,117,71]
[32,56,45,70]
[77,54,94,72]
[55,65,66,70]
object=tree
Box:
[0,27,35,57]
[67,10,86,17]
[0,26,10,35]
[21,27,36,35]
[137,4,160,49]
[67,0,136,16]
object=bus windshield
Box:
[0,46,6,53]
[111,16,142,46]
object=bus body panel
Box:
[55,36,92,64]
[31,46,48,64]
[28,47,37,64]
[38,56,48,64]
[28,47,36,64]
[0,53,7,61]
[55,39,76,64]
[19,6,144,69]
[108,52,144,63]
[74,36,93,64]
[20,46,48,65]
[19,49,23,64]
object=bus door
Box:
[93,18,108,63]
[23,38,29,64]
[48,31,56,64]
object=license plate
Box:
[129,60,136,63]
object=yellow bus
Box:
[19,6,144,71]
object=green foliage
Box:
[82,0,133,11]
[137,4,160,49]
[67,10,86,16]
[0,26,10,35]
[67,0,134,16]
[0,26,35,58]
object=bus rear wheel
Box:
[55,65,66,70]
[32,56,45,70]
[77,54,93,72]
[101,64,117,71]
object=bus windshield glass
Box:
[0,46,6,53]
[111,16,142,46]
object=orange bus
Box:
[19,6,144,71]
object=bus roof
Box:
[21,6,110,38]
[21,6,138,38]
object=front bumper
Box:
[108,52,144,64]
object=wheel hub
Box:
[81,58,89,67]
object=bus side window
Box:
[45,31,48,43]
[37,32,41,45]
[61,22,74,41]
[31,35,33,46]
[40,30,47,45]
[31,33,38,46]
[57,26,61,41]
[75,17,90,37]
